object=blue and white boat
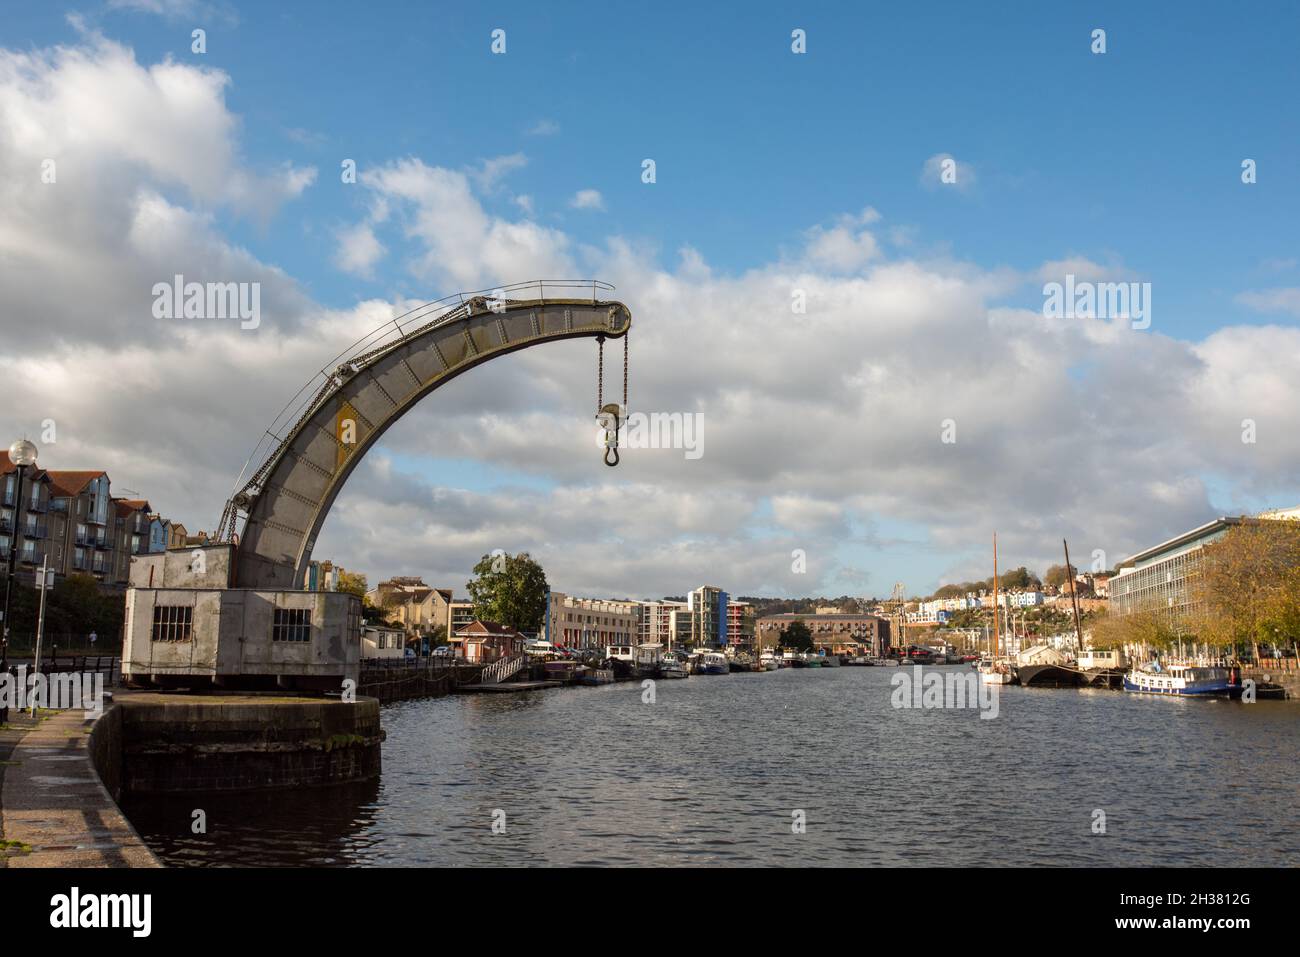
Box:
[699,651,730,675]
[1123,662,1235,697]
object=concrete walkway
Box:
[0,708,159,867]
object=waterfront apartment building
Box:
[545,591,639,650]
[1109,516,1247,629]
[727,600,756,647]
[1109,507,1298,629]
[637,599,691,648]
[756,613,892,656]
[1,461,179,591]
[689,585,728,647]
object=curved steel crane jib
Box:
[229,296,630,590]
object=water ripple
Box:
[123,668,1300,866]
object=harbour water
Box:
[122,667,1300,866]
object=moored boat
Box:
[1123,662,1238,697]
[699,651,730,675]
[658,651,689,679]
[544,659,582,681]
[977,658,1015,685]
[1015,645,1084,688]
[1077,647,1129,689]
[634,642,665,679]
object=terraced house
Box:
[367,576,472,648]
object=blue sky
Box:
[9,0,1298,335]
[2,1,1298,599]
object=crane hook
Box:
[597,402,621,468]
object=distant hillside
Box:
[734,596,874,616]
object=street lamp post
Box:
[2,439,39,671]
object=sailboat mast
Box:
[1064,538,1085,652]
[993,532,1000,658]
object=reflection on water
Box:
[122,667,1300,866]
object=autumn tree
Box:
[1190,520,1300,659]
[336,571,368,598]
[1087,607,1178,653]
[1043,564,1071,590]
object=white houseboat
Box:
[1123,662,1235,697]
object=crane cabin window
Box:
[273,607,312,642]
[152,605,193,642]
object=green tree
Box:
[466,551,549,633]
[999,566,1037,590]
[2,573,125,649]
[780,620,814,652]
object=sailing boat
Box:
[1016,539,1087,688]
[979,532,1014,685]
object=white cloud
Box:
[570,189,605,211]
[347,157,573,288]
[469,152,527,192]
[333,221,387,278]
[526,118,560,136]
[106,0,238,24]
[803,211,881,272]
[1236,287,1300,318]
[921,152,975,191]
[2,33,1298,600]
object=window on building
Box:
[273,607,312,642]
[152,605,193,642]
